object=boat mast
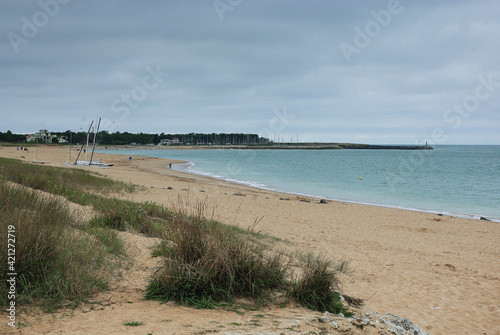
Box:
[74,120,93,165]
[89,117,101,165]
[85,124,91,161]
[68,131,72,164]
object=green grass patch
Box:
[0,157,135,196]
[82,225,126,256]
[0,142,37,147]
[123,320,144,327]
[89,199,171,237]
[0,158,171,237]
[0,182,120,310]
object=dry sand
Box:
[1,145,499,335]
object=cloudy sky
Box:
[1,0,499,144]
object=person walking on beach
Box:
[169,162,172,169]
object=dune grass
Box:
[0,157,163,235]
[146,206,352,314]
[87,199,174,238]
[0,182,119,311]
[145,213,290,308]
[291,253,351,314]
[0,159,189,310]
[0,157,134,196]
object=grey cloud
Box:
[1,0,498,144]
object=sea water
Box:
[98,145,500,221]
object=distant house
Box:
[158,138,182,146]
[26,129,57,144]
[158,139,172,145]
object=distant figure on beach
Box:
[169,162,172,169]
[129,156,132,161]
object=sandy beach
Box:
[1,145,499,335]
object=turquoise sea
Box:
[98,145,500,222]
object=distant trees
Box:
[0,130,269,146]
[94,132,267,146]
[158,133,264,146]
[0,130,26,143]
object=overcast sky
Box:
[1,0,499,144]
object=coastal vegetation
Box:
[0,130,26,143]
[0,157,353,315]
[123,320,144,327]
[0,181,119,311]
[1,130,268,146]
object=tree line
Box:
[0,130,26,143]
[0,130,270,146]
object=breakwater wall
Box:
[204,143,434,150]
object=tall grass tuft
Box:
[146,212,289,308]
[0,182,116,310]
[146,200,354,312]
[291,253,350,314]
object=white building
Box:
[27,130,57,144]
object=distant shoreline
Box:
[97,143,434,150]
